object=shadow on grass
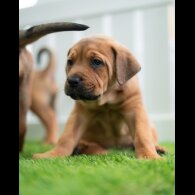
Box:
[19,140,171,160]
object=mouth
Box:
[69,93,100,100]
[65,84,100,101]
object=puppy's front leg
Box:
[124,106,161,159]
[33,107,86,159]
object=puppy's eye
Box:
[67,59,73,66]
[91,59,103,67]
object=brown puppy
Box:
[31,48,58,144]
[19,22,89,151]
[33,36,166,159]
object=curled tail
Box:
[36,47,56,75]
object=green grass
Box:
[19,141,175,195]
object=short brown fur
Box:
[33,36,166,159]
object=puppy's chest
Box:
[87,106,126,136]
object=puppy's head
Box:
[65,36,141,101]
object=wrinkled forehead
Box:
[68,37,114,59]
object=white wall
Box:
[19,0,175,142]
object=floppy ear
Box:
[112,44,141,85]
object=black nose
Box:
[67,75,81,87]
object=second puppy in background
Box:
[31,48,58,144]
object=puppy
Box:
[33,36,166,159]
[19,22,89,151]
[31,48,58,144]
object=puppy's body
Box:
[19,47,58,150]
[31,48,58,144]
[33,36,166,159]
[77,78,142,149]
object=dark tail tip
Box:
[74,24,89,31]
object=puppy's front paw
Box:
[33,152,52,159]
[33,148,70,159]
[138,153,163,160]
[136,150,163,160]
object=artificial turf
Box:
[19,141,175,195]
